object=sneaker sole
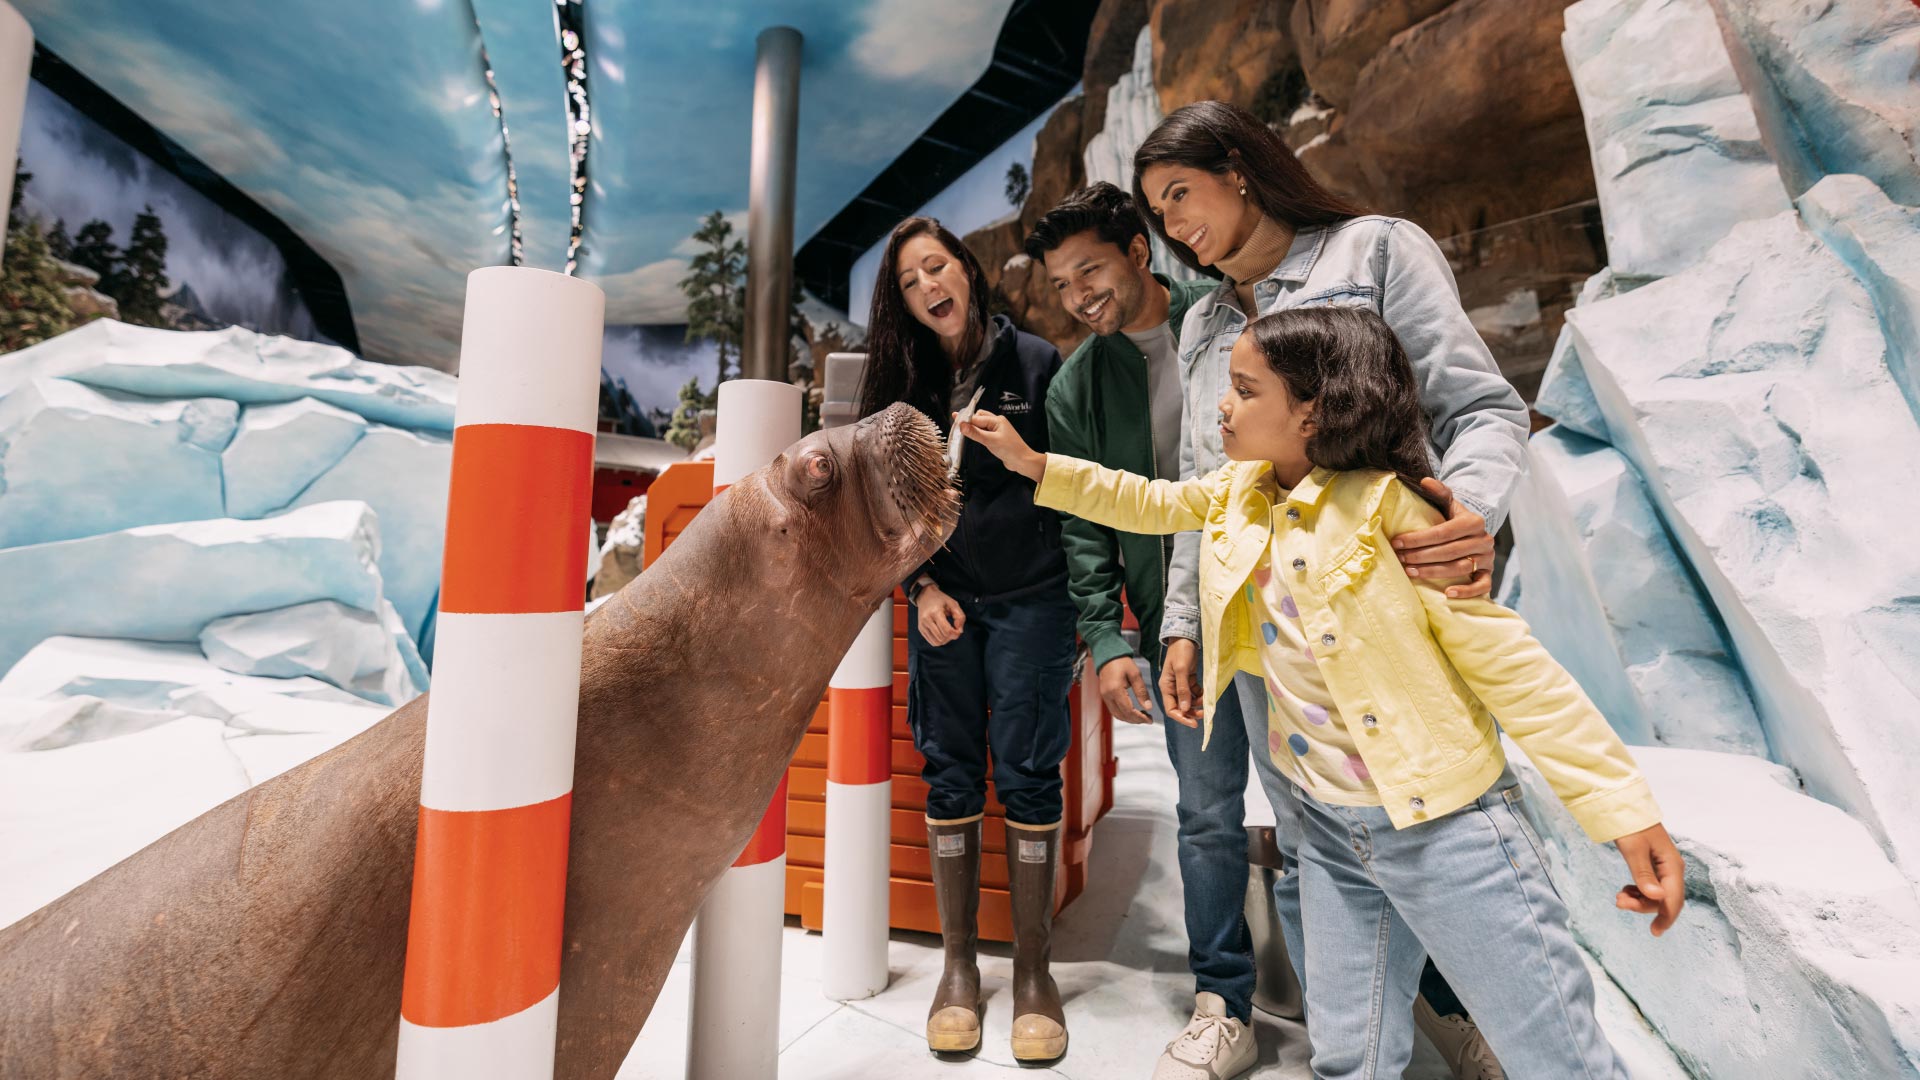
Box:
[1158,1038,1257,1080]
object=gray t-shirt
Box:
[1123,321,1183,483]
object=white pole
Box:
[396,267,604,1079]
[687,378,801,1080]
[0,3,35,255]
[822,602,895,1000]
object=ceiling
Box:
[14,0,1046,370]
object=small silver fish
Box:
[947,384,986,476]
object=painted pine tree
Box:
[117,206,171,327]
[663,376,709,452]
[679,210,745,389]
[1,161,78,351]
[68,219,119,284]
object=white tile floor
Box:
[618,721,1683,1079]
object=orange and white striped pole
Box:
[822,601,894,1000]
[685,377,801,1080]
[396,267,603,1079]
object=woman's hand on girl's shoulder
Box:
[1389,476,1495,598]
[958,409,1046,482]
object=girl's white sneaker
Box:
[1151,992,1257,1080]
[1413,995,1506,1080]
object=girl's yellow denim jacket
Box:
[1035,453,1661,842]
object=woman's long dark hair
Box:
[1247,306,1436,497]
[855,217,992,424]
[1132,100,1365,276]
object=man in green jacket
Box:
[1030,184,1263,1079]
[1031,186,1212,719]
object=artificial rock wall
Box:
[970,0,1612,397]
[1505,0,1920,1073]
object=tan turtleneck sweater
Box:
[1215,214,1295,315]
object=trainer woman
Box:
[1131,100,1530,1080]
[856,216,1074,1064]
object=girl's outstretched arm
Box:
[957,409,1046,480]
[962,410,1221,535]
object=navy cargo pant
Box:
[905,584,1078,826]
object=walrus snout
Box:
[862,403,959,560]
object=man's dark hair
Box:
[1023,181,1151,264]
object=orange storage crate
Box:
[642,460,1118,943]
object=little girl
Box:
[961,305,1684,1079]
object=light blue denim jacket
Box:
[1161,215,1529,646]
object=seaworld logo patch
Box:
[997,390,1032,415]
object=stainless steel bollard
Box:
[1245,825,1304,1020]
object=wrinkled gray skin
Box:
[0,404,958,1079]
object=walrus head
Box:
[746,401,960,605]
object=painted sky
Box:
[13,0,510,371]
[577,0,1015,325]
[601,323,719,422]
[13,0,1017,370]
[14,82,318,340]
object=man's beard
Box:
[1081,274,1144,333]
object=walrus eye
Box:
[804,452,833,483]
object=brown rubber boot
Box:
[1007,819,1067,1062]
[925,816,983,1052]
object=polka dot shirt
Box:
[1247,530,1380,806]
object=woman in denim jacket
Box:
[1132,100,1532,1079]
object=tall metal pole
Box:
[741,26,802,383]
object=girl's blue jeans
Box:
[1274,765,1628,1080]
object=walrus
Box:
[0,402,958,1079]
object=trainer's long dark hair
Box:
[1248,306,1438,501]
[855,217,991,425]
[1132,100,1364,276]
